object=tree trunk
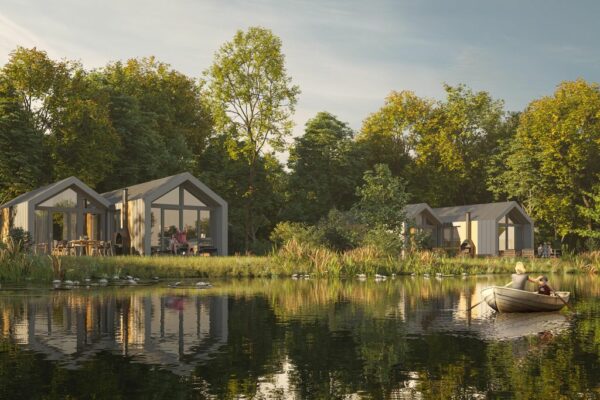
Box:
[244,154,258,254]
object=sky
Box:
[1,0,599,138]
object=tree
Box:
[491,80,600,242]
[90,57,213,191]
[0,82,47,204]
[356,90,431,179]
[352,164,409,231]
[196,136,287,254]
[0,47,119,189]
[205,27,300,251]
[286,112,364,223]
[357,85,507,207]
[410,84,506,206]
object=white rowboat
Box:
[481,286,570,313]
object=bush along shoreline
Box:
[0,239,598,284]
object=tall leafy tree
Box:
[410,84,506,206]
[205,27,300,251]
[357,85,507,207]
[491,80,600,241]
[0,47,119,188]
[197,136,287,254]
[286,112,363,223]
[0,82,47,204]
[91,58,213,191]
[357,90,431,179]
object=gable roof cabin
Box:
[404,201,533,256]
[0,177,111,249]
[102,172,227,256]
[1,172,228,256]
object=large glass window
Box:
[163,209,179,239]
[184,190,206,207]
[151,186,212,252]
[183,209,199,250]
[39,189,78,208]
[498,225,515,250]
[154,188,180,206]
[34,210,50,246]
[51,212,76,243]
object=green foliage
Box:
[575,185,600,242]
[357,90,431,178]
[357,85,510,207]
[205,27,300,251]
[91,57,212,190]
[317,209,363,251]
[491,80,600,243]
[0,81,48,204]
[361,226,404,256]
[270,221,321,248]
[7,228,31,252]
[353,163,408,231]
[285,111,364,223]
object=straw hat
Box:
[515,262,526,274]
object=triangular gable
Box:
[29,177,111,209]
[495,202,533,225]
[143,172,227,208]
[404,203,442,225]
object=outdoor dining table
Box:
[69,239,101,256]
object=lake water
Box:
[0,274,598,399]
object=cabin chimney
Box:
[466,211,471,241]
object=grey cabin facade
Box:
[404,201,534,256]
[0,172,228,256]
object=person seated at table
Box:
[176,229,187,245]
[169,234,180,255]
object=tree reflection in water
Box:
[0,275,598,399]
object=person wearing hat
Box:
[511,262,539,290]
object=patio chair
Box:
[89,241,101,256]
[103,240,114,256]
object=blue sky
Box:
[1,0,598,136]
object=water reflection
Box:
[0,274,598,399]
[2,292,228,375]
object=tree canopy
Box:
[1,37,600,252]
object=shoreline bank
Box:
[0,253,590,283]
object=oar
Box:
[547,284,574,312]
[467,281,513,311]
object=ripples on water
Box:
[0,275,598,399]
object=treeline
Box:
[1,27,600,253]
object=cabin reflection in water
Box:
[1,293,228,375]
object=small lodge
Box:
[0,172,228,256]
[404,201,534,256]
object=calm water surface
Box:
[0,275,599,399]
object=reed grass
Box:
[0,242,597,283]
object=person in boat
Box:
[536,275,552,295]
[511,262,539,290]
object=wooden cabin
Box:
[404,201,534,256]
[0,172,228,256]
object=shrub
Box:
[361,226,403,256]
[270,221,322,248]
[7,228,32,252]
[317,209,364,251]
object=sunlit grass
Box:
[0,242,596,283]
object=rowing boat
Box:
[481,286,570,313]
